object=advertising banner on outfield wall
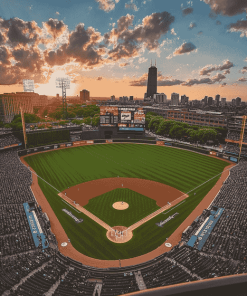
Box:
[60,144,66,148]
[73,141,86,146]
[106,140,113,143]
[66,143,73,147]
[210,151,217,156]
[156,141,164,146]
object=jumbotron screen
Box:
[100,107,145,131]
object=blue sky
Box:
[0,0,247,100]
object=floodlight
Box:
[23,80,34,92]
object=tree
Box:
[4,123,11,128]
[83,117,92,125]
[189,130,199,143]
[146,111,159,116]
[72,119,82,125]
[33,107,39,115]
[67,111,76,118]
[148,116,163,132]
[169,125,185,139]
[49,109,63,120]
[198,129,217,144]
[42,109,48,117]
[92,115,100,127]
[11,122,23,131]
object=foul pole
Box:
[238,115,247,163]
[20,106,27,149]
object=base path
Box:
[58,192,112,231]
[20,155,235,268]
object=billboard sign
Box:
[156,141,164,146]
[100,124,115,126]
[100,106,118,116]
[121,112,131,121]
[210,151,217,156]
[134,108,145,124]
[119,127,144,131]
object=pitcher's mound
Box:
[113,201,129,210]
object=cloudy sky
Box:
[0,0,247,100]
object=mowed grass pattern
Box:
[84,188,160,227]
[24,144,230,260]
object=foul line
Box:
[127,163,237,231]
[62,199,81,213]
[162,200,186,215]
[22,157,237,232]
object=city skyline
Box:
[0,0,247,100]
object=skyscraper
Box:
[221,97,226,106]
[181,95,189,105]
[208,97,213,106]
[146,60,157,99]
[236,97,241,106]
[171,92,179,105]
[215,94,220,106]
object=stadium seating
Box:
[1,133,247,295]
[0,134,20,148]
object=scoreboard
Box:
[100,106,145,131]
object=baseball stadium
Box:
[1,110,247,296]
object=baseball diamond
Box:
[21,143,232,266]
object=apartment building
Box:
[143,106,227,128]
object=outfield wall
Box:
[17,139,239,163]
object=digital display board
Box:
[100,106,145,131]
[100,106,118,116]
[121,112,131,121]
[134,108,145,124]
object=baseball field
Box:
[24,143,229,260]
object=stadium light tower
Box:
[56,77,70,119]
[23,80,34,92]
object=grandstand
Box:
[1,132,247,296]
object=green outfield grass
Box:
[84,188,160,227]
[24,144,230,260]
